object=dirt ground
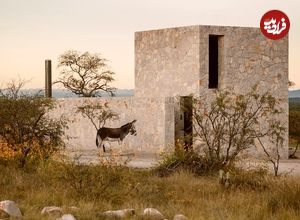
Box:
[63,149,300,175]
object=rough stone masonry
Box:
[135,25,288,158]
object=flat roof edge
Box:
[135,24,260,34]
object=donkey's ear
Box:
[132,119,137,123]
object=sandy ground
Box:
[276,159,300,175]
[237,159,300,176]
[62,149,300,175]
[62,149,159,168]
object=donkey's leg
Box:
[102,141,106,153]
[120,137,126,153]
[98,139,105,152]
[118,139,123,154]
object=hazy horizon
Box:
[0,0,299,89]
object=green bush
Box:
[193,86,285,169]
[156,144,225,177]
[0,81,67,166]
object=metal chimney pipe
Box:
[45,59,52,98]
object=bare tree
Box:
[289,110,300,159]
[256,120,286,176]
[0,78,29,99]
[55,50,116,97]
[77,102,118,131]
[193,86,285,168]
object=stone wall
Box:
[50,97,175,155]
[135,26,200,97]
[198,25,288,97]
[199,26,289,158]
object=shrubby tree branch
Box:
[77,102,118,131]
[54,50,116,97]
[0,79,67,166]
[193,85,286,171]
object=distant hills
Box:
[289,90,300,98]
[17,89,300,98]
[22,89,134,98]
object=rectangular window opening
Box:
[209,35,222,89]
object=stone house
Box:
[54,25,288,159]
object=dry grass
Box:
[1,158,300,219]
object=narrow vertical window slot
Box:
[209,35,221,89]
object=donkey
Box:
[96,120,137,152]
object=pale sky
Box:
[0,0,299,89]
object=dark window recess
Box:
[209,35,219,89]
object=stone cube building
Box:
[135,25,288,98]
[135,25,288,157]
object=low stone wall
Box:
[50,97,175,155]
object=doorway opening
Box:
[175,96,193,150]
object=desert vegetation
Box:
[1,157,300,219]
[0,79,67,167]
[0,80,300,219]
[189,86,285,176]
[289,98,300,158]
